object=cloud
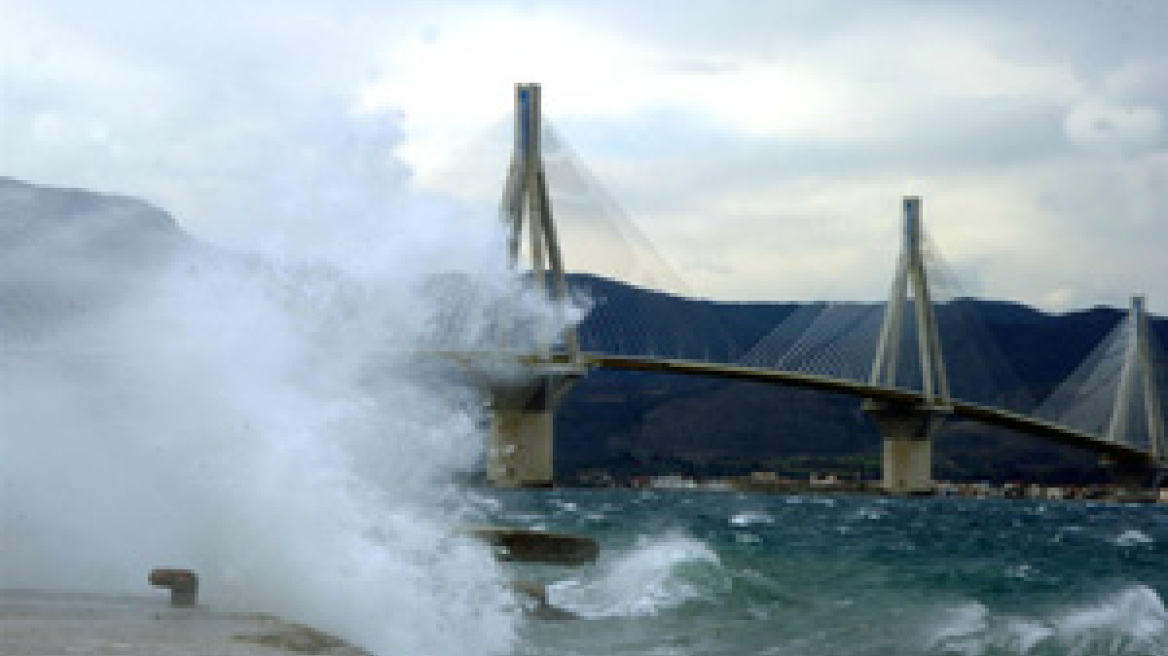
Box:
[1065,99,1163,152]
[1063,58,1167,155]
[2,0,1168,311]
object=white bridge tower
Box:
[1108,295,1165,463]
[485,83,587,487]
[865,197,951,494]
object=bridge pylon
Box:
[865,197,951,495]
[1102,295,1166,486]
[486,83,587,488]
[1107,296,1164,452]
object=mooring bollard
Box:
[149,568,199,607]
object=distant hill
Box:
[0,177,197,333]
[2,177,1155,483]
[560,273,1162,483]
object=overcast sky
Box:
[2,0,1166,309]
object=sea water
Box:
[473,489,1168,656]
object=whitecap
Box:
[547,534,727,618]
[853,507,887,521]
[930,601,990,648]
[729,510,774,527]
[1005,564,1036,580]
[550,499,578,512]
[928,586,1168,656]
[1114,529,1155,547]
[1053,585,1168,654]
[929,603,1053,654]
[1002,619,1056,653]
[466,492,502,512]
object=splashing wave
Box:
[547,534,728,618]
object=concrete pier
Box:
[0,589,370,656]
[866,401,948,495]
[487,371,581,487]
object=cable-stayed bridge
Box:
[449,83,1168,494]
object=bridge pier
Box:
[482,361,586,488]
[865,401,948,495]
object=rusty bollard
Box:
[149,569,199,607]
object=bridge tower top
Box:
[1108,295,1165,459]
[869,196,950,404]
[502,83,578,359]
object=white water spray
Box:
[0,106,579,655]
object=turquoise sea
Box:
[473,489,1168,656]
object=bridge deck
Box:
[578,353,1154,465]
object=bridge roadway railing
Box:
[451,350,1154,466]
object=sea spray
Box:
[927,586,1168,655]
[548,533,728,618]
[0,107,583,655]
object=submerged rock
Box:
[467,526,599,565]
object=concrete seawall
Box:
[0,589,372,655]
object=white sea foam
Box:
[729,510,774,527]
[928,586,1168,655]
[852,507,887,521]
[1005,564,1037,580]
[930,602,1057,655]
[551,499,579,512]
[547,534,727,618]
[1054,585,1168,653]
[1114,529,1155,547]
[931,601,991,648]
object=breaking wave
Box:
[547,533,728,618]
[929,585,1168,655]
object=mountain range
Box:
[3,176,1158,483]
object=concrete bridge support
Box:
[488,373,581,488]
[865,401,948,495]
[480,83,584,487]
[868,197,951,494]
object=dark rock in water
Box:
[468,526,599,565]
